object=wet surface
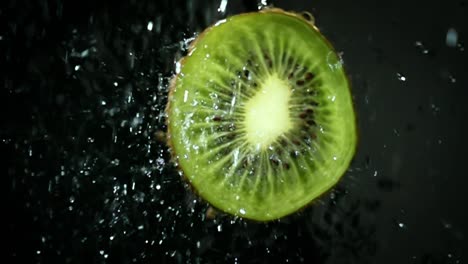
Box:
[3,0,468,263]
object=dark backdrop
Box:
[3,0,468,263]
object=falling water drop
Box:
[448,75,456,83]
[258,0,269,10]
[147,21,154,31]
[414,41,429,54]
[217,0,228,13]
[396,73,406,81]
[446,28,458,47]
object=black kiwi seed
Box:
[307,119,317,126]
[270,158,280,166]
[296,80,305,86]
[263,53,273,68]
[305,72,315,81]
[167,9,357,221]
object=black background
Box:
[3,0,468,263]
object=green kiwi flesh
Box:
[166,9,357,221]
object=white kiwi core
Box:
[243,74,293,150]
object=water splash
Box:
[258,0,270,10]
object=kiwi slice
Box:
[166,9,357,221]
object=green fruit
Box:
[166,9,357,221]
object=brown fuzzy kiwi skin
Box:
[165,8,358,222]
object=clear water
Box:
[3,0,467,263]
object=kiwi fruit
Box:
[166,8,357,221]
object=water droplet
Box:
[156,184,161,190]
[131,114,142,127]
[217,0,228,13]
[442,220,452,229]
[446,28,458,47]
[137,225,144,230]
[431,103,440,114]
[113,82,118,87]
[373,171,378,177]
[397,73,406,81]
[414,41,429,54]
[448,75,456,83]
[217,224,223,232]
[398,222,406,228]
[111,158,120,166]
[147,21,153,31]
[258,0,269,9]
[80,49,89,58]
[101,100,107,106]
[239,208,246,215]
[181,36,196,51]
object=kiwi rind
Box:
[166,8,357,221]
